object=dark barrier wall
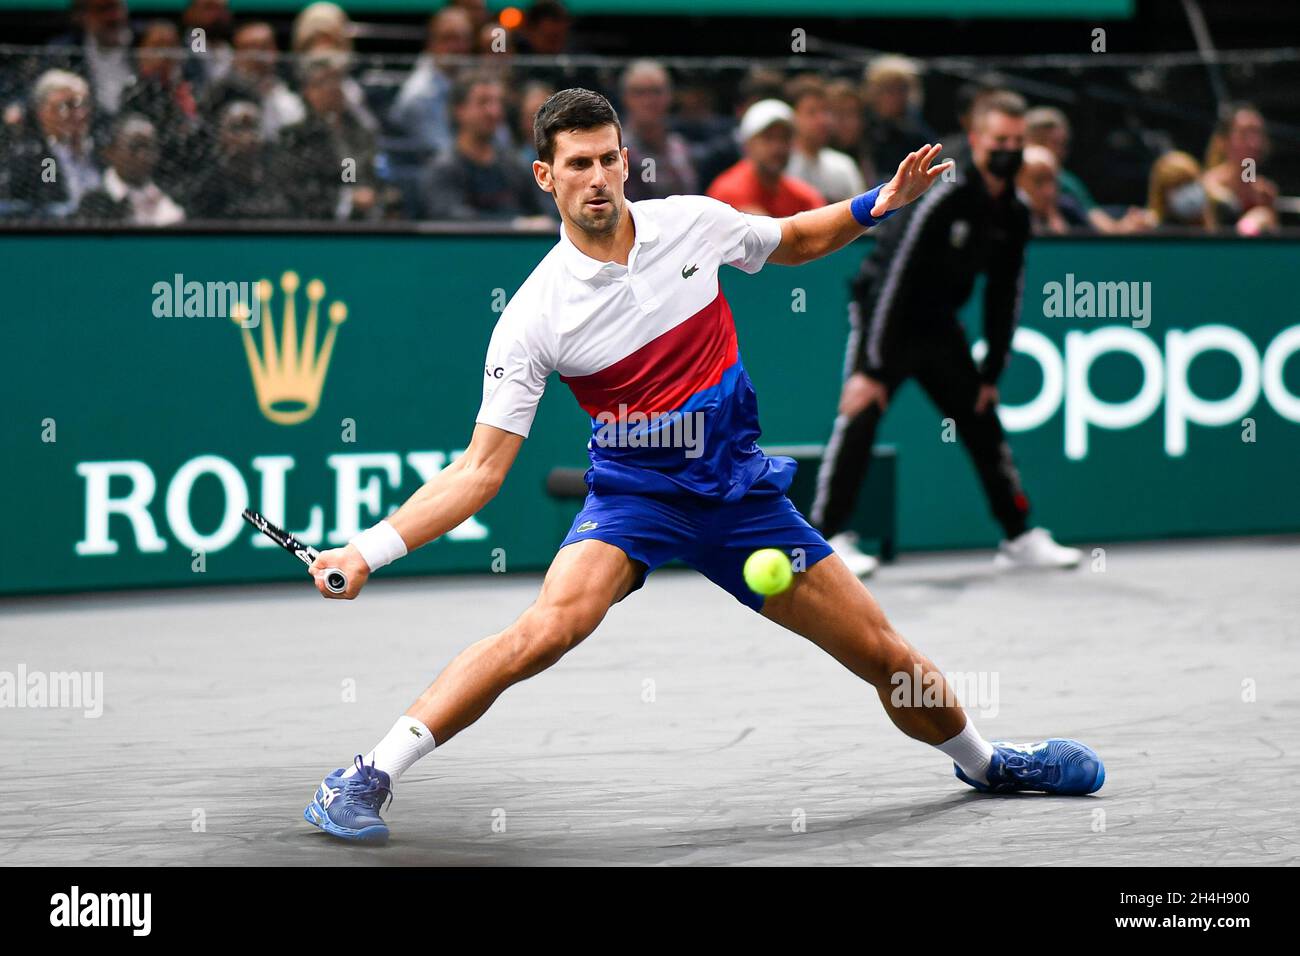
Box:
[2,233,1297,594]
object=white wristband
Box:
[349,520,408,572]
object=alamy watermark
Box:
[592,405,705,458]
[1042,273,1151,328]
[49,886,150,936]
[890,665,1000,718]
[1,665,103,718]
[151,274,262,327]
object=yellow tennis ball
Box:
[743,548,793,596]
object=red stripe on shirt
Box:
[561,290,738,418]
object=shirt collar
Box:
[559,199,659,280]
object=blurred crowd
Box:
[0,0,1287,233]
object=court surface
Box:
[2,536,1297,866]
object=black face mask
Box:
[986,148,1023,180]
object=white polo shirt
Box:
[477,193,789,500]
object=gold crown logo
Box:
[231,271,347,425]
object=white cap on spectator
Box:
[738,98,794,142]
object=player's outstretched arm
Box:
[767,143,953,266]
[309,423,523,599]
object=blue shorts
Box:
[558,489,834,611]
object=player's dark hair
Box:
[534,87,622,164]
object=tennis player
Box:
[304,89,1104,844]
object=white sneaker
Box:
[828,531,879,578]
[994,527,1083,570]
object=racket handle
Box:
[322,569,349,594]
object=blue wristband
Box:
[850,184,896,228]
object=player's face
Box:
[537,126,628,237]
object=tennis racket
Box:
[242,508,348,594]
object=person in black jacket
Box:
[184,100,291,219]
[278,51,377,220]
[7,69,103,219]
[810,90,1081,577]
[419,70,552,223]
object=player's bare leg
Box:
[761,553,1104,795]
[407,539,640,744]
[304,539,639,842]
[761,553,966,745]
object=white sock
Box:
[935,719,996,784]
[343,715,438,785]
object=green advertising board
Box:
[1,232,1296,594]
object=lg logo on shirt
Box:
[485,366,504,379]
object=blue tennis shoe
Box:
[955,738,1105,795]
[304,755,393,843]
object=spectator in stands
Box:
[450,0,491,51]
[516,80,554,165]
[279,51,377,220]
[825,78,876,187]
[1017,144,1088,234]
[292,1,348,55]
[1023,107,1095,215]
[475,19,512,57]
[707,98,824,216]
[862,55,937,178]
[1024,105,1146,234]
[389,7,475,157]
[291,1,377,135]
[619,60,698,201]
[120,20,198,192]
[693,66,785,191]
[419,71,551,223]
[1203,103,1279,236]
[49,0,133,115]
[180,0,233,91]
[514,1,570,56]
[670,80,730,154]
[1141,150,1213,231]
[510,1,587,90]
[8,69,102,217]
[942,80,1001,168]
[76,112,184,224]
[786,74,865,203]
[186,100,290,219]
[202,22,305,142]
